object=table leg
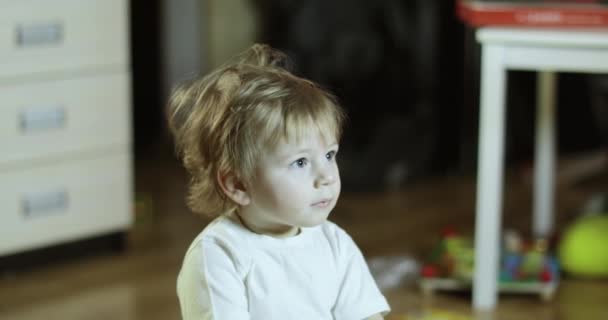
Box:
[533,71,557,238]
[473,43,506,310]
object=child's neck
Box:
[234,211,300,238]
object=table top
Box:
[477,27,608,48]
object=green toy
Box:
[559,215,608,278]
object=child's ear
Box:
[217,171,251,206]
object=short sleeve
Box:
[332,231,391,320]
[177,239,250,320]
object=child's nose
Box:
[314,167,336,188]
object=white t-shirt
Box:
[177,214,390,320]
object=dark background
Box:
[129,0,608,192]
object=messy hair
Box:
[167,44,345,217]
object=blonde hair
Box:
[167,44,345,217]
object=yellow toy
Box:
[559,214,608,277]
[389,309,472,320]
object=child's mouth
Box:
[312,199,332,208]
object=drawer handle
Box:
[16,22,63,47]
[19,106,66,134]
[21,189,69,218]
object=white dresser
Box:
[0,0,133,256]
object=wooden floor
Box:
[1,145,607,320]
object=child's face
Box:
[241,130,340,237]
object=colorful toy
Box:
[559,215,608,278]
[420,227,560,301]
[424,227,474,281]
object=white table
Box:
[473,27,608,310]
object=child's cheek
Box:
[276,178,308,207]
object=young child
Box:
[167,44,390,320]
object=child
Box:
[167,44,390,320]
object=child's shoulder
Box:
[183,215,249,257]
[194,214,247,242]
[179,215,252,281]
[318,220,351,240]
[182,218,355,260]
[315,220,359,253]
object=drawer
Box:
[0,152,132,256]
[0,72,130,166]
[0,0,128,79]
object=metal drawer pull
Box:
[21,189,69,218]
[19,106,66,133]
[16,22,63,47]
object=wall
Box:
[207,0,258,69]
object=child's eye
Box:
[291,158,308,168]
[326,150,337,161]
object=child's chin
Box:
[299,212,330,227]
